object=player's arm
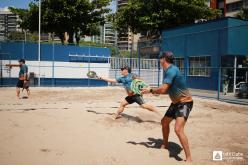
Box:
[23,66,28,81]
[99,77,117,83]
[5,64,20,68]
[142,84,170,95]
[150,84,170,94]
[142,69,175,95]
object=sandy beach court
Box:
[0,87,247,165]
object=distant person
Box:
[142,51,193,162]
[99,66,162,120]
[6,59,30,98]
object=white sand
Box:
[0,87,247,165]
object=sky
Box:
[0,0,116,12]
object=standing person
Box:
[6,59,30,98]
[99,66,161,120]
[142,51,193,162]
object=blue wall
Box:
[0,42,110,87]
[0,41,110,62]
[0,78,107,87]
[227,19,248,55]
[162,17,248,90]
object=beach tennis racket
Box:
[131,79,149,95]
[87,71,100,79]
[131,79,160,96]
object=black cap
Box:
[121,66,131,73]
[159,51,174,63]
[18,59,25,63]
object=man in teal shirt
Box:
[8,59,30,98]
[142,51,193,162]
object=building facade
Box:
[0,10,19,41]
[162,17,248,91]
[116,0,140,51]
[210,0,248,17]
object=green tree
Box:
[236,7,248,20]
[113,0,221,37]
[10,0,111,44]
[8,31,25,40]
[8,31,39,41]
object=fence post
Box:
[87,44,91,87]
[22,40,25,59]
[157,58,160,87]
[138,47,141,76]
[217,67,221,100]
[52,42,55,87]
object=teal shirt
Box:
[19,64,28,78]
[163,65,191,103]
[116,73,133,92]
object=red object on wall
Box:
[210,0,217,9]
[210,0,227,17]
[223,0,227,16]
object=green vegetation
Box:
[236,7,248,20]
[9,0,111,45]
[112,0,221,37]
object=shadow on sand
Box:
[86,110,160,124]
[127,138,183,161]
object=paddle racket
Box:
[131,79,149,95]
[87,71,100,79]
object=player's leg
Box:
[16,80,23,98]
[174,102,193,162]
[160,103,175,149]
[134,95,162,117]
[161,116,173,149]
[24,81,30,96]
[26,88,30,96]
[175,117,192,162]
[113,98,130,120]
[16,87,20,98]
[140,103,162,117]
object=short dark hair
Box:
[18,59,25,63]
[121,66,131,73]
[160,51,174,64]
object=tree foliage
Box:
[9,0,111,44]
[8,31,38,41]
[236,7,248,20]
[113,0,221,37]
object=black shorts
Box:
[125,94,145,105]
[16,80,29,89]
[165,101,193,121]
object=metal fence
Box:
[1,37,248,105]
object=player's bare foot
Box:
[112,114,122,120]
[185,158,193,162]
[160,144,168,149]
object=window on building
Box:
[227,1,243,12]
[244,0,248,6]
[174,57,184,74]
[189,56,211,76]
